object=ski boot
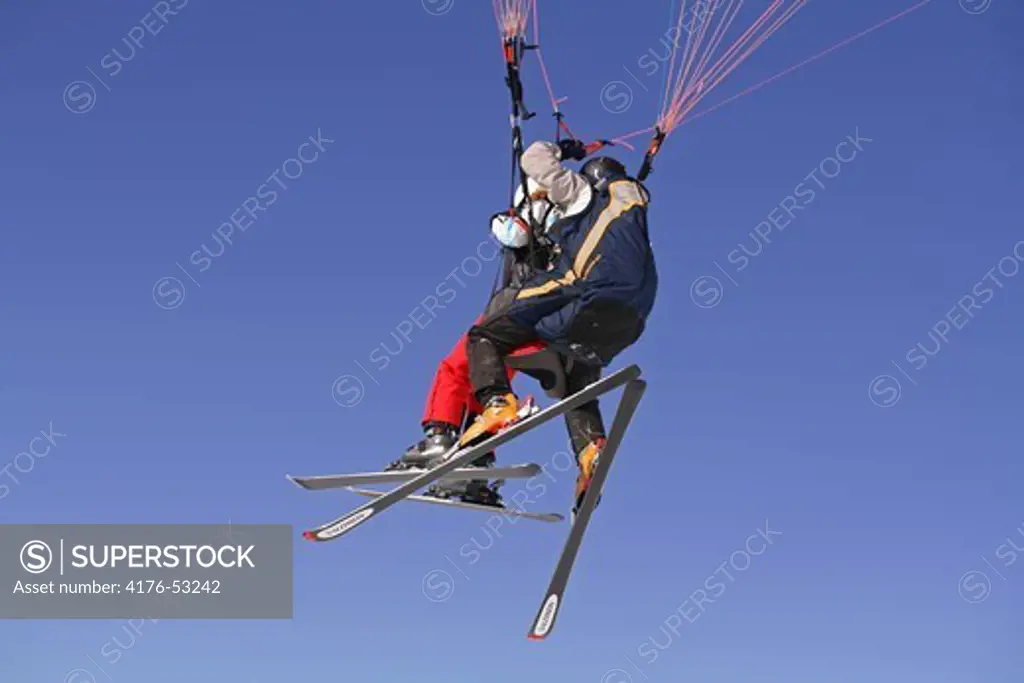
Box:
[421,397,518,507]
[458,393,520,447]
[387,421,498,469]
[572,437,607,523]
[429,394,538,506]
[385,422,459,472]
[422,447,505,506]
[389,421,500,504]
[425,476,504,507]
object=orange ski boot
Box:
[458,393,519,448]
[572,437,607,523]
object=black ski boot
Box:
[425,477,504,507]
[461,480,504,507]
[385,422,458,471]
[423,442,503,507]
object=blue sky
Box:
[2,0,1023,681]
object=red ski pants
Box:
[422,315,545,428]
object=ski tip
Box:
[301,530,318,542]
[286,475,311,490]
[526,633,547,642]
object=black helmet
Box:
[580,156,628,192]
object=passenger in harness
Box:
[384,177,565,506]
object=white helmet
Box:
[491,178,563,249]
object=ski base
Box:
[287,463,541,490]
[346,487,564,523]
[526,378,647,641]
[301,365,642,543]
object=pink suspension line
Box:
[621,0,934,179]
[493,0,635,151]
[661,0,811,134]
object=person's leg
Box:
[457,314,540,447]
[434,293,520,421]
[563,362,605,455]
[408,323,518,469]
[560,361,608,516]
[398,312,487,470]
[422,330,475,430]
[563,298,646,366]
[425,327,517,470]
[538,296,645,456]
[392,330,475,470]
[460,269,582,447]
[533,297,644,516]
[466,315,539,406]
[467,276,577,408]
[420,299,521,429]
[413,314,526,502]
[403,279,530,462]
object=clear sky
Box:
[3,0,1023,681]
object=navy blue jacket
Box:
[516,178,658,321]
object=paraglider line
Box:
[685,0,936,125]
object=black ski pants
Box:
[467,296,644,456]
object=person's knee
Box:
[470,315,533,350]
[467,324,489,344]
[565,301,643,365]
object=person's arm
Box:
[520,141,590,209]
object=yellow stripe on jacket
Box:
[572,180,647,278]
[516,180,648,301]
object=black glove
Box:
[557,138,588,162]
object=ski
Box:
[287,463,541,490]
[301,364,642,543]
[346,487,564,523]
[526,378,647,641]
